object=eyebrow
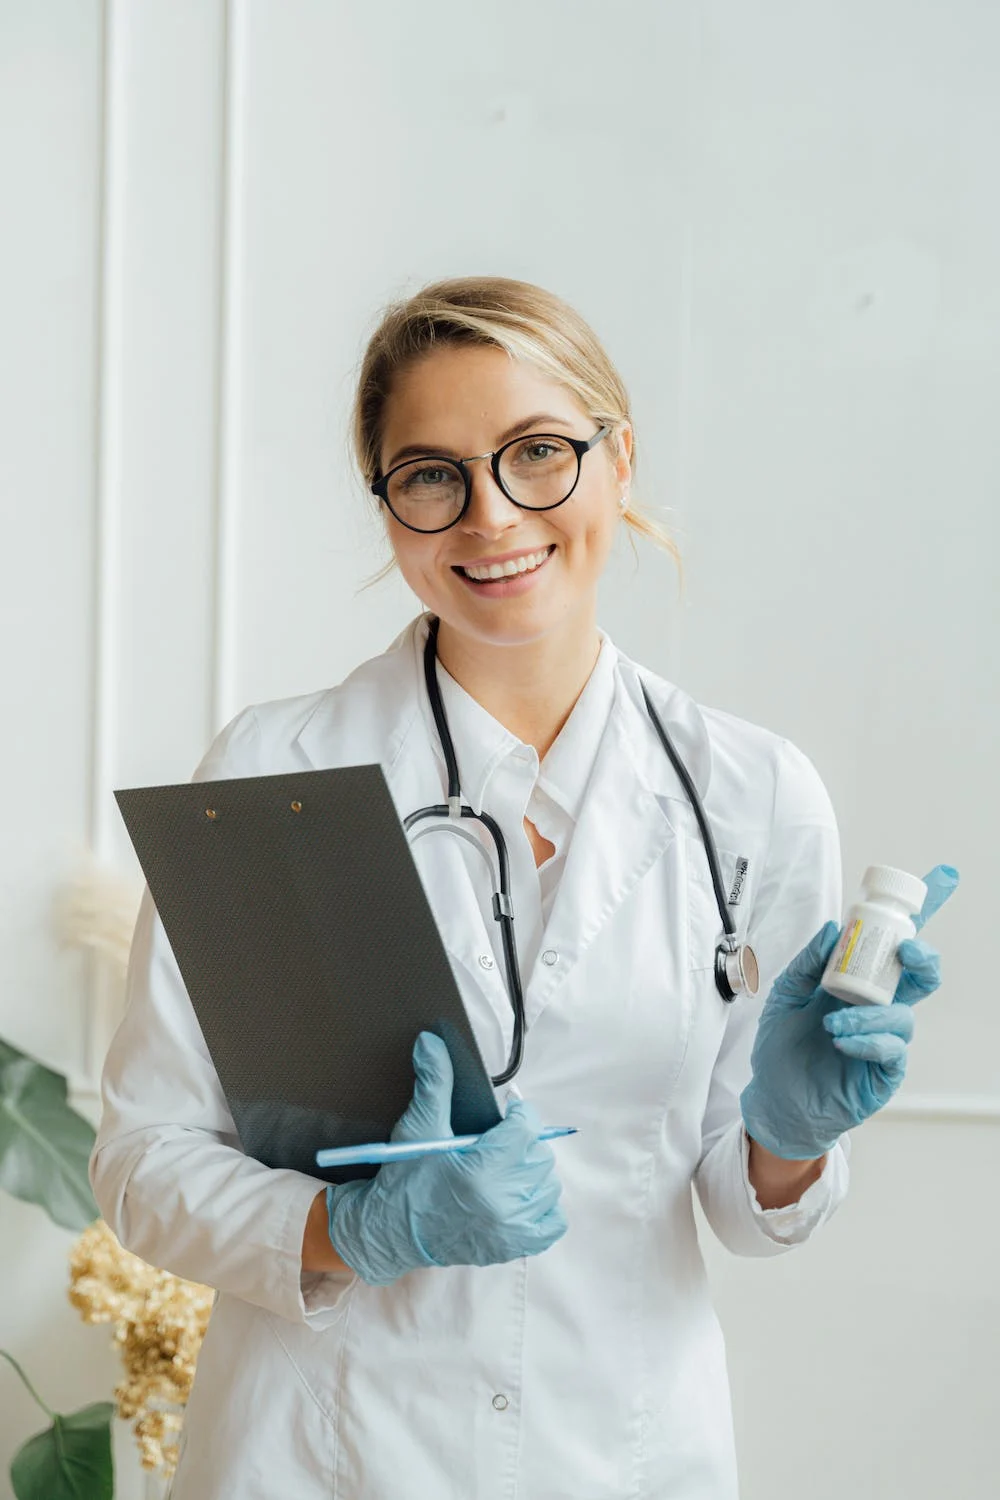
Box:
[383,412,575,472]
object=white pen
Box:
[315,1126,577,1168]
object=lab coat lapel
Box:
[524,660,713,1030]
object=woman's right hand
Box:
[325,1032,567,1285]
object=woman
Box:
[91,277,956,1499]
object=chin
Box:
[450,604,569,651]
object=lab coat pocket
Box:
[171,1292,338,1496]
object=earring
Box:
[618,491,629,512]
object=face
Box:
[377,344,632,654]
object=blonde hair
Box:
[348,275,684,593]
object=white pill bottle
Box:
[821,864,927,1006]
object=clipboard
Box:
[114,764,502,1185]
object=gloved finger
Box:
[912,865,960,934]
[389,1031,455,1144]
[771,921,841,1008]
[829,1031,909,1067]
[504,1096,544,1135]
[471,1098,545,1163]
[893,938,942,1007]
[520,1138,559,1176]
[522,1173,563,1219]
[823,1003,914,1042]
[522,1202,568,1249]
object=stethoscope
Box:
[403,617,759,1085]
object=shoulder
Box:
[612,641,836,835]
[701,701,836,830]
[191,616,423,782]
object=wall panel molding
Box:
[210,0,242,737]
[85,0,126,1082]
[82,0,231,1090]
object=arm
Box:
[302,1189,350,1273]
[746,1132,826,1209]
[694,736,850,1251]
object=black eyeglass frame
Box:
[371,424,612,534]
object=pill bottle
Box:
[821,865,927,1006]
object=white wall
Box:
[1,3,995,1497]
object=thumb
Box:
[912,864,960,934]
[771,920,841,1007]
[390,1031,455,1144]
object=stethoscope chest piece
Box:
[715,940,760,1002]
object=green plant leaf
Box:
[0,1038,99,1231]
[10,1401,114,1500]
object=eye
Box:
[399,465,453,490]
[521,441,558,461]
[503,437,573,472]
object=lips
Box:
[453,545,555,582]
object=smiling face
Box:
[377,343,632,657]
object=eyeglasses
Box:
[371,425,611,534]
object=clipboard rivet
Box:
[205,808,218,820]
[290,801,303,813]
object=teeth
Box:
[462,547,551,582]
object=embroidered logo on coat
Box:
[727,857,749,906]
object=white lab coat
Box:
[91,613,850,1500]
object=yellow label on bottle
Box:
[837,918,863,973]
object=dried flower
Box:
[54,854,143,974]
[68,1219,212,1476]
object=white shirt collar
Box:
[534,634,617,824]
[416,622,618,825]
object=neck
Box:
[433,611,602,760]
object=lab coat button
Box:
[478,953,495,970]
[491,1393,509,1411]
[541,949,559,966]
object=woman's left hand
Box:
[739,864,960,1161]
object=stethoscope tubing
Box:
[404,802,526,1084]
[638,680,736,943]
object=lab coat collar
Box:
[612,645,713,811]
[396,612,712,811]
[294,612,712,815]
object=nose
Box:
[460,455,522,537]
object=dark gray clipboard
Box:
[114,765,502,1186]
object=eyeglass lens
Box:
[386,435,578,531]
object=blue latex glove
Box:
[740,864,960,1160]
[326,1031,567,1285]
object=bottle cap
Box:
[861,864,927,915]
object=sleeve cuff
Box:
[300,1268,357,1327]
[741,1125,849,1243]
[271,1175,357,1328]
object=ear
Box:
[613,421,633,488]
